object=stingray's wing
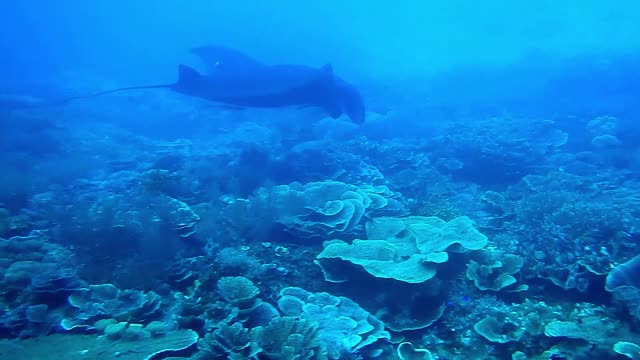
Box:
[211,63,336,99]
[333,78,366,124]
[191,46,335,94]
[190,45,265,74]
[209,64,343,118]
[183,48,345,117]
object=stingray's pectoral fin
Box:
[177,64,204,87]
[320,64,334,75]
[337,82,366,124]
[323,100,343,119]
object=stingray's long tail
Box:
[80,84,173,98]
[1,83,175,111]
[45,84,174,107]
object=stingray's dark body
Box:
[174,46,366,123]
[11,46,366,123]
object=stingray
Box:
[71,45,366,123]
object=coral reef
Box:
[2,81,640,360]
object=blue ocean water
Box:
[1,1,640,359]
